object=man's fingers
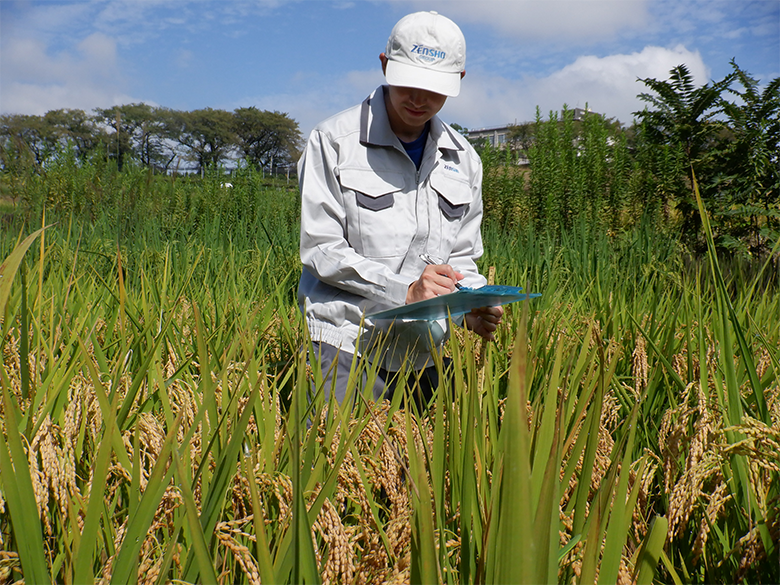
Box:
[464,305,505,340]
[465,311,500,340]
[471,305,504,322]
[422,264,459,286]
[421,269,456,293]
[420,265,459,293]
[407,265,459,303]
[476,312,501,325]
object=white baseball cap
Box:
[384,11,466,97]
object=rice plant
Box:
[0,162,778,583]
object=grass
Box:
[0,164,778,583]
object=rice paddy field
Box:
[0,158,778,584]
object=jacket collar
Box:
[360,86,464,153]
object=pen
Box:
[419,253,464,290]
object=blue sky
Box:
[1,0,778,136]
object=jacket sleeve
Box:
[298,129,416,306]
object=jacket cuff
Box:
[385,273,417,306]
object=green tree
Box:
[711,61,780,253]
[634,64,736,239]
[232,107,302,170]
[1,110,103,168]
[42,108,102,160]
[636,65,734,163]
[507,121,536,154]
[140,107,181,172]
[0,114,51,171]
[94,104,181,172]
[93,105,138,169]
[449,122,468,136]
[169,108,236,173]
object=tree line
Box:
[0,103,303,174]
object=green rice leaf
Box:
[0,227,46,323]
[73,392,118,585]
[109,414,181,584]
[174,447,220,584]
[406,406,441,585]
[0,380,52,584]
[491,308,535,584]
[635,515,669,584]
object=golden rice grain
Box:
[216,528,262,585]
[312,498,356,584]
[632,333,649,395]
[693,480,731,559]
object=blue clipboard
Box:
[367,285,541,321]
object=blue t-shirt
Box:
[400,123,429,170]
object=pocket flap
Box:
[438,195,466,219]
[430,171,473,206]
[340,168,405,198]
[356,191,394,211]
[431,171,472,219]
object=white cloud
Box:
[0,33,136,115]
[77,32,120,75]
[393,0,649,40]
[2,1,94,40]
[2,82,136,118]
[282,44,710,138]
[443,45,710,128]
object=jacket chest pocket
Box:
[340,168,414,259]
[430,171,472,253]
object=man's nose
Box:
[407,88,426,105]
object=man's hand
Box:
[465,305,504,341]
[406,264,463,304]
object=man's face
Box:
[384,84,447,141]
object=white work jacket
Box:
[297,86,486,370]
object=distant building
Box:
[467,124,513,149]
[466,108,596,155]
[466,108,593,166]
[466,122,530,165]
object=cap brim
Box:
[385,60,461,97]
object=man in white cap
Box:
[298,11,503,405]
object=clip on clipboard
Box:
[367,285,541,321]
